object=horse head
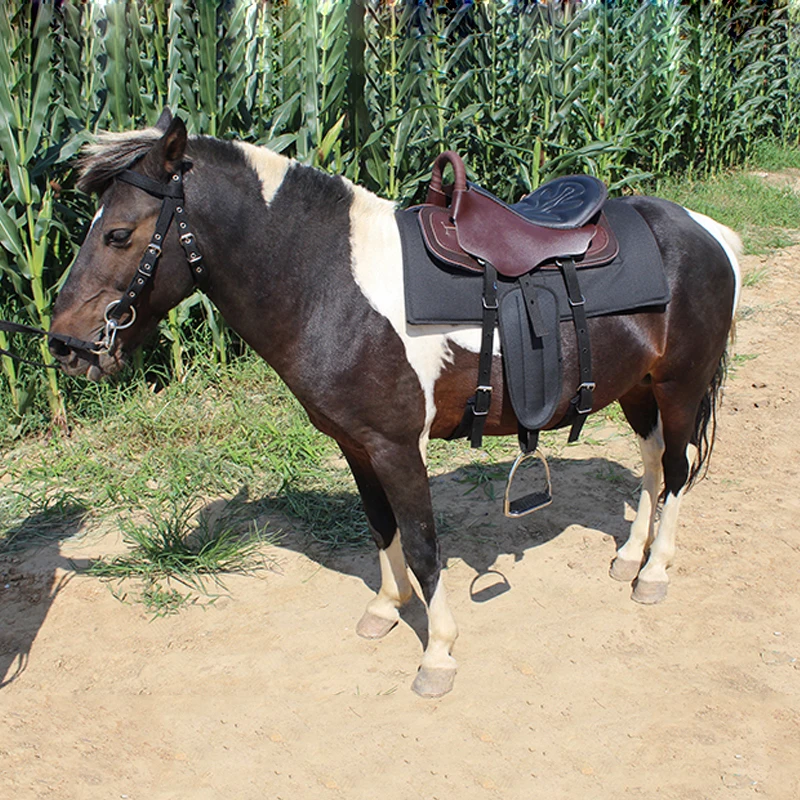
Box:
[49,110,198,381]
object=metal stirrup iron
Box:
[504,448,553,518]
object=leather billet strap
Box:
[110,168,207,324]
[558,257,594,442]
[468,262,499,448]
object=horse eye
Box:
[106,228,133,247]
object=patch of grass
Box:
[654,171,800,255]
[88,499,274,616]
[742,266,769,288]
[728,352,758,378]
[749,139,800,171]
[0,487,88,553]
[454,463,507,501]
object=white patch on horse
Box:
[234,142,293,205]
[364,532,412,624]
[419,575,458,671]
[685,208,743,315]
[347,181,499,446]
[89,205,104,234]
[616,419,664,568]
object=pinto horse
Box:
[49,111,739,697]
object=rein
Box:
[0,165,207,367]
[0,320,92,368]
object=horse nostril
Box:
[49,337,72,359]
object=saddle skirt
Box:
[399,196,670,434]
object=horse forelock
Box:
[76,128,165,194]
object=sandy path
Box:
[2,236,799,799]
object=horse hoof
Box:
[412,667,456,699]
[631,579,668,605]
[609,558,641,583]
[356,612,398,640]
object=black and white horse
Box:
[49,111,739,697]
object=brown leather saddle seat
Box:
[418,151,618,276]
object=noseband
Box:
[0,166,207,365]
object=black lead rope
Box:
[0,320,98,368]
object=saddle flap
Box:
[498,284,562,432]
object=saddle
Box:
[418,151,618,276]
[416,151,620,517]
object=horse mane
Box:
[77,128,165,194]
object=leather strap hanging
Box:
[558,257,594,442]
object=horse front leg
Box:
[341,447,413,640]
[368,441,458,698]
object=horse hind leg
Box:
[610,418,664,584]
[612,388,663,583]
[630,384,700,605]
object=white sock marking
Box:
[420,576,458,672]
[618,419,664,566]
[366,532,413,622]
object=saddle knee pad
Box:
[498,285,562,432]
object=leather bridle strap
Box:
[0,168,208,365]
[110,168,207,324]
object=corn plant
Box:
[0,0,797,429]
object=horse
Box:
[48,110,740,698]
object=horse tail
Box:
[687,349,728,490]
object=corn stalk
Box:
[0,0,797,427]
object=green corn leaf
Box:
[0,203,24,260]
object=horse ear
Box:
[154,107,173,133]
[141,116,187,178]
[162,117,187,167]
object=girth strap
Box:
[558,257,594,442]
[469,262,499,448]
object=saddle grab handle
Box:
[425,150,467,209]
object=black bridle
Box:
[0,166,207,367]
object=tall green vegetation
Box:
[0,0,797,429]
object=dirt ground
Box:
[2,212,800,799]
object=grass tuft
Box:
[88,500,275,616]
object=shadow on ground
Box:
[0,503,90,688]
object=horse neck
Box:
[186,144,395,374]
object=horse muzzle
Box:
[48,334,122,381]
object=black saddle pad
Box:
[399,197,669,325]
